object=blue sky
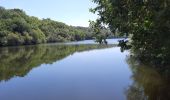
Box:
[0,0,98,27]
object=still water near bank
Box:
[0,40,169,100]
[65,38,124,45]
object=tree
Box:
[89,20,108,44]
[31,29,46,44]
[0,6,97,46]
[7,32,24,46]
[91,0,170,65]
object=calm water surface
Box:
[0,40,169,100]
[66,38,125,44]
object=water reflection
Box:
[0,44,113,82]
[126,56,170,100]
[0,45,131,100]
[0,43,169,100]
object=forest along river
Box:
[0,39,169,100]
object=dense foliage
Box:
[91,0,170,65]
[0,7,96,46]
[89,20,109,44]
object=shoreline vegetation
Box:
[0,6,118,47]
[91,0,170,66]
[0,6,90,46]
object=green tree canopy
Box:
[91,0,170,65]
[0,6,102,46]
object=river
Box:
[0,39,169,100]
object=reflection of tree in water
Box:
[0,44,113,82]
[125,56,170,100]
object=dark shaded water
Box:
[0,42,169,100]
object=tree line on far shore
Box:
[0,6,118,46]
